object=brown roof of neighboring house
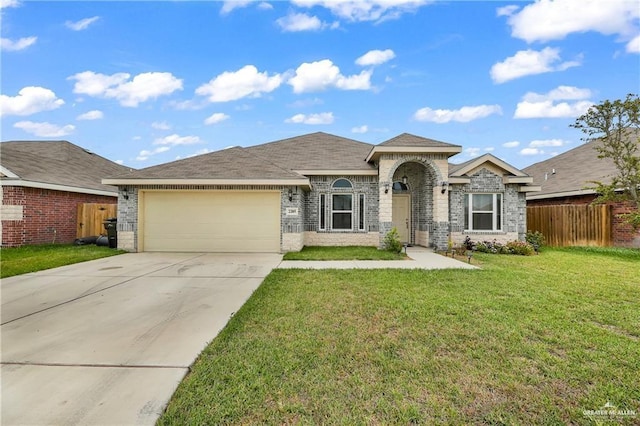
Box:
[379,133,461,148]
[121,146,305,180]
[245,132,376,171]
[0,140,131,194]
[522,139,627,199]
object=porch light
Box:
[122,187,129,200]
[288,188,293,201]
[441,181,448,194]
[384,182,390,194]
[402,175,408,185]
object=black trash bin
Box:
[103,217,118,249]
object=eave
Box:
[366,146,462,163]
[102,178,312,190]
[1,179,117,197]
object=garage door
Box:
[141,191,281,252]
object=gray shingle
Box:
[0,141,131,193]
[522,135,639,198]
[378,133,461,148]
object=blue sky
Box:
[1,0,639,169]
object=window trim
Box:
[319,193,326,231]
[332,178,353,189]
[464,193,503,231]
[358,193,366,231]
[331,193,353,231]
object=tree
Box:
[571,93,640,228]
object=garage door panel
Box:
[142,192,280,252]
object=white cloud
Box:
[496,5,518,17]
[627,34,640,53]
[288,59,372,93]
[485,147,495,152]
[1,36,37,51]
[464,147,481,157]
[502,141,520,148]
[14,121,75,137]
[65,16,100,31]
[204,112,230,125]
[291,0,429,23]
[355,49,395,66]
[196,65,282,102]
[220,0,252,15]
[514,85,594,118]
[76,110,103,120]
[285,112,334,125]
[0,86,64,116]
[258,2,273,10]
[505,0,640,44]
[0,0,20,9]
[115,159,124,165]
[352,125,368,133]
[529,139,567,148]
[288,97,324,108]
[520,147,543,156]
[413,104,502,123]
[151,121,171,130]
[276,12,331,32]
[153,134,202,146]
[490,47,581,83]
[136,146,170,161]
[69,71,183,107]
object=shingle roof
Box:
[0,141,131,193]
[378,133,461,148]
[522,138,637,198]
[118,146,304,180]
[245,132,376,171]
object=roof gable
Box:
[450,153,528,178]
[379,133,461,148]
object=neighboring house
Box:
[1,141,131,247]
[523,138,640,248]
[103,132,540,253]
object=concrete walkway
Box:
[277,246,478,270]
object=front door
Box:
[392,194,411,243]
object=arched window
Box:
[332,178,352,189]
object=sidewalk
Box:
[277,246,478,270]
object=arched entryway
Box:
[390,160,439,246]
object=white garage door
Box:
[141,191,281,252]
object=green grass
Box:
[0,244,126,278]
[283,245,406,260]
[159,248,640,425]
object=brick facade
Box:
[528,195,640,248]
[1,186,116,247]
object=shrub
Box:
[506,240,535,256]
[525,230,546,252]
[384,227,403,253]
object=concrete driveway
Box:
[1,252,282,426]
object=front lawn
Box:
[283,245,406,260]
[0,244,126,278]
[159,247,640,424]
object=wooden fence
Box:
[526,204,612,247]
[77,203,117,238]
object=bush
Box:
[384,227,403,253]
[525,230,546,252]
[506,240,535,256]
[463,237,535,256]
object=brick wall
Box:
[527,195,640,248]
[1,186,116,247]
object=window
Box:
[358,193,365,231]
[464,193,502,231]
[333,178,352,189]
[319,194,326,231]
[332,194,352,230]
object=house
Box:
[523,137,640,248]
[103,132,540,253]
[1,141,131,247]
